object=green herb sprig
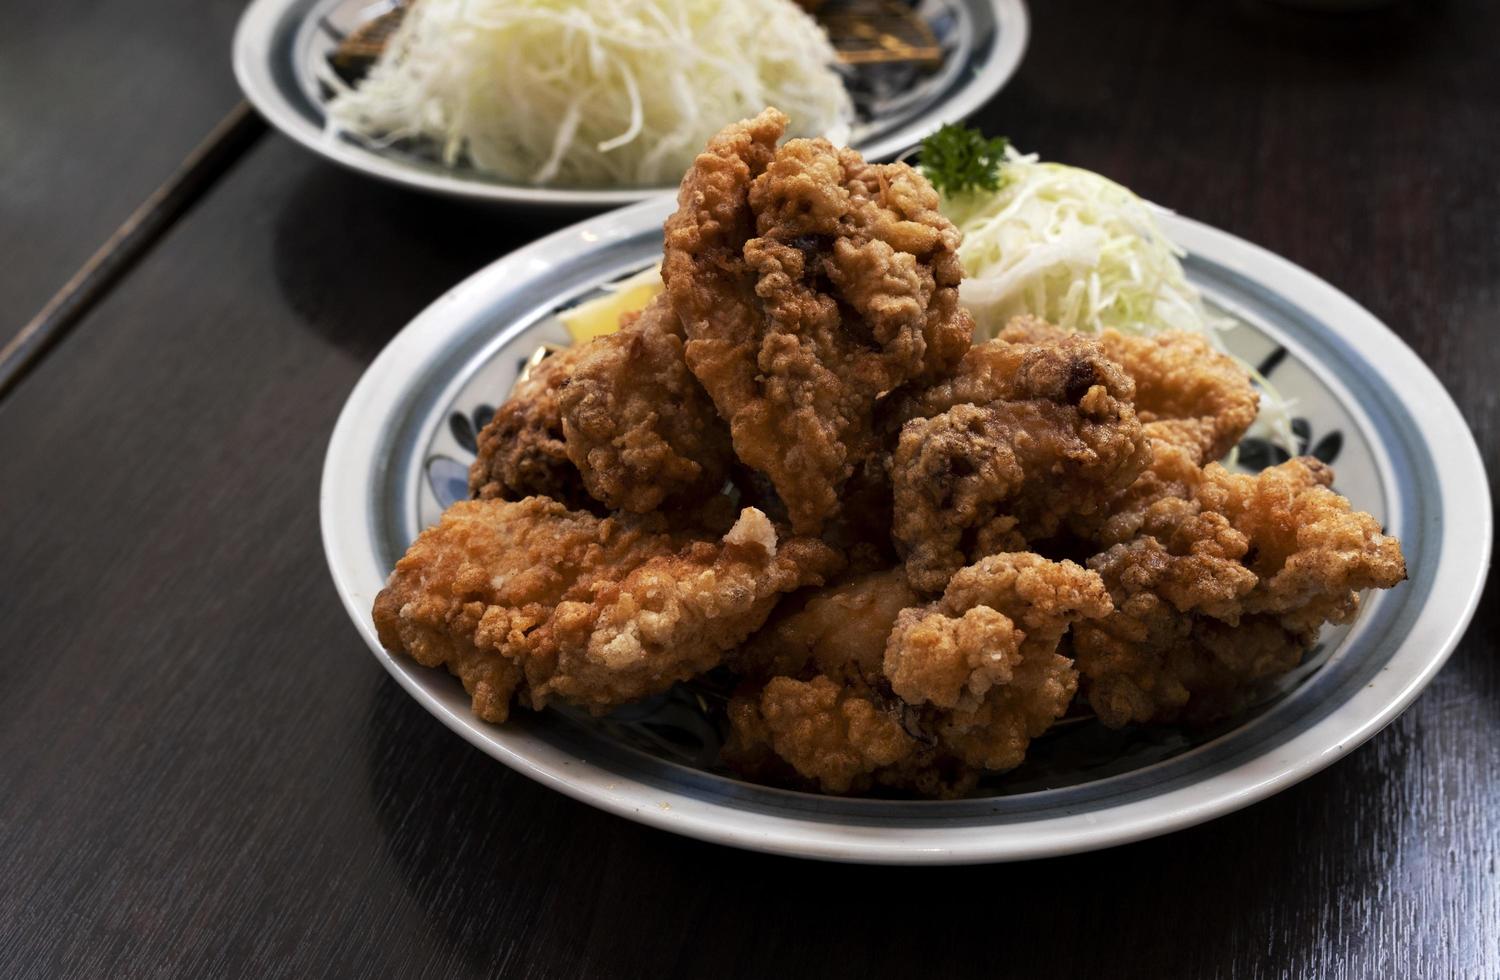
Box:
[919,123,1010,195]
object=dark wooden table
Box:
[3,1,1496,976]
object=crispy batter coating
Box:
[722,569,924,794]
[885,554,1111,773]
[471,298,733,514]
[1067,437,1208,546]
[373,498,841,722]
[1097,329,1259,463]
[730,568,919,681]
[888,333,1150,592]
[1000,318,1259,464]
[469,344,592,508]
[662,108,973,533]
[726,554,1111,795]
[1073,454,1407,726]
[729,675,918,795]
[559,295,734,512]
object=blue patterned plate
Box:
[321,196,1489,863]
[233,0,1029,208]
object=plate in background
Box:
[233,0,1029,208]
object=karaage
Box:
[1000,318,1259,464]
[662,107,973,533]
[726,553,1111,795]
[1072,453,1407,726]
[559,294,734,512]
[468,344,591,507]
[377,110,1410,801]
[373,497,841,722]
[886,328,1150,592]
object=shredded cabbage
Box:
[932,148,1298,455]
[321,0,852,187]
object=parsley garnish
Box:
[919,123,1010,195]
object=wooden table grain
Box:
[0,0,247,321]
[1,1,1495,977]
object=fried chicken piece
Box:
[730,567,919,681]
[468,344,592,507]
[559,295,734,512]
[1000,318,1259,464]
[1096,329,1258,463]
[725,554,1111,796]
[722,568,926,791]
[884,554,1111,773]
[730,446,897,574]
[662,108,973,534]
[727,675,920,795]
[1066,437,1207,546]
[373,498,841,722]
[887,333,1151,593]
[471,298,733,513]
[1073,455,1407,727]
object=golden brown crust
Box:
[1097,329,1259,464]
[559,295,734,512]
[468,345,592,507]
[741,675,917,794]
[1073,455,1407,726]
[886,554,1111,772]
[730,568,919,681]
[385,115,1410,800]
[1000,319,1259,464]
[888,335,1150,593]
[373,498,842,721]
[662,108,972,534]
[726,553,1111,795]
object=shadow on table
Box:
[361,674,1419,978]
[270,162,577,363]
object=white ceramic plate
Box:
[321,196,1489,864]
[232,0,1029,208]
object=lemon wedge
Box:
[559,265,664,344]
